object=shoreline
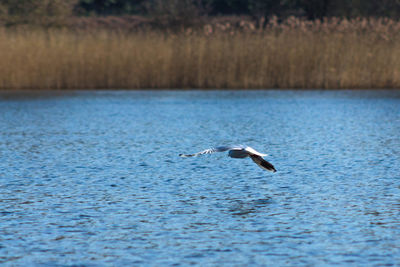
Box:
[1,88,399,93]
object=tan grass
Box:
[0,17,400,89]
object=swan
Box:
[179,145,276,172]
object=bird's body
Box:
[179,145,276,172]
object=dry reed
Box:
[0,17,399,89]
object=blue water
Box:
[0,90,399,266]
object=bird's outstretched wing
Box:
[179,146,238,157]
[244,146,268,157]
[250,155,276,172]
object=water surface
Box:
[0,90,399,266]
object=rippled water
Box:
[0,90,399,266]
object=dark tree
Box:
[297,0,331,19]
[78,0,145,15]
[71,0,400,19]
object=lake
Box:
[0,90,399,266]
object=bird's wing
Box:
[244,146,268,157]
[179,146,237,157]
[250,155,276,172]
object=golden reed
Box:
[0,17,399,89]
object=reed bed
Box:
[0,17,399,89]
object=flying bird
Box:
[179,145,276,172]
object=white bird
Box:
[179,145,276,172]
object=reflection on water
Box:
[228,197,273,216]
[0,90,399,266]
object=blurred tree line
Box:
[0,0,77,25]
[75,0,400,18]
[0,0,399,26]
